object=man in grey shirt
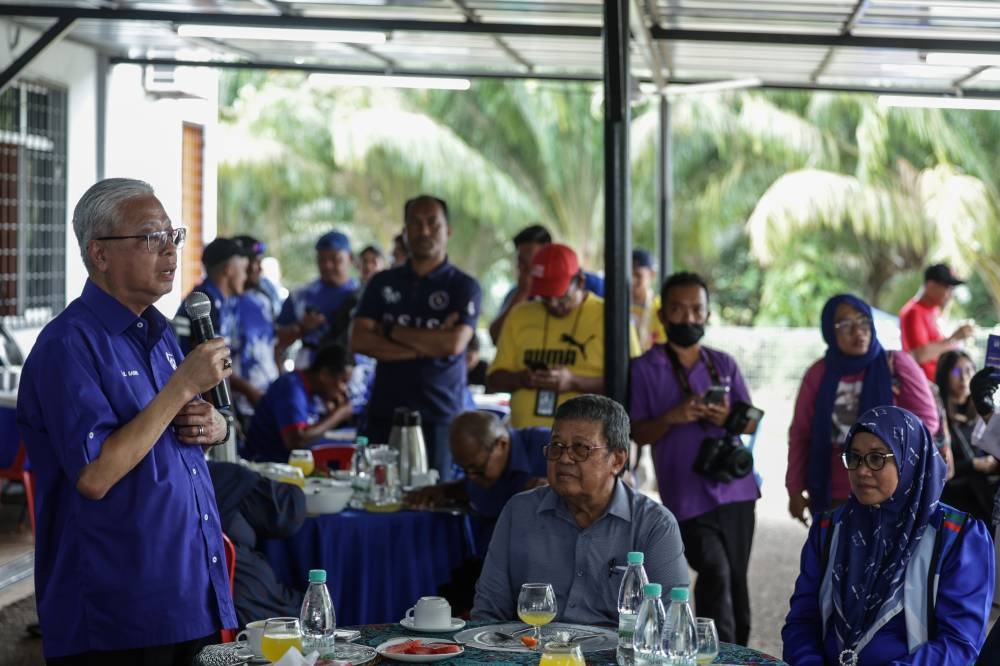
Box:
[472,394,689,625]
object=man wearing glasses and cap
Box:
[276,230,359,369]
[17,179,236,663]
[900,263,975,381]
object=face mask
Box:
[667,322,705,348]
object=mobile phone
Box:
[986,334,1000,369]
[527,361,549,372]
[703,385,730,406]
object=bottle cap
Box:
[669,586,689,602]
[643,583,662,598]
[627,551,644,565]
[356,436,369,447]
[308,569,327,583]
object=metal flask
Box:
[388,407,428,486]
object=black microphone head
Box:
[184,291,212,320]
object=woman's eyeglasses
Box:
[842,450,895,471]
[543,442,608,462]
[833,316,873,335]
[95,227,187,253]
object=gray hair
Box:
[554,394,630,454]
[449,410,507,448]
[72,178,155,270]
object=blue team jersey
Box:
[244,371,321,462]
[276,278,359,368]
[355,259,482,424]
[17,280,235,658]
[174,279,238,356]
[233,288,279,419]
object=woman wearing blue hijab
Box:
[782,406,993,664]
[787,294,940,522]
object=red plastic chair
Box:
[220,533,237,643]
[22,467,35,536]
[311,444,355,473]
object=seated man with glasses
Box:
[487,243,640,428]
[471,394,688,625]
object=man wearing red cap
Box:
[487,244,640,428]
[900,263,975,381]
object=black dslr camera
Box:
[692,401,763,483]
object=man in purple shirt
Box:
[17,178,237,664]
[629,271,759,647]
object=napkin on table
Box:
[271,647,353,666]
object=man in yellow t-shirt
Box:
[487,243,641,427]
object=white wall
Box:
[0,22,219,321]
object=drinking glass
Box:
[539,641,585,666]
[517,583,557,643]
[695,617,719,664]
[289,449,316,477]
[261,617,303,663]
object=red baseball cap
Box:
[529,243,580,298]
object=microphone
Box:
[183,291,232,409]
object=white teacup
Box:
[406,596,452,630]
[410,469,440,488]
[236,619,268,658]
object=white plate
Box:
[453,622,617,653]
[399,617,466,632]
[376,637,465,662]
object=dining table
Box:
[263,507,478,626]
[195,620,790,665]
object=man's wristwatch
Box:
[212,409,235,445]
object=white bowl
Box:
[305,481,353,514]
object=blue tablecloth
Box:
[263,508,477,626]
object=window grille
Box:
[0,80,67,317]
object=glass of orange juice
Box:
[539,641,584,666]
[289,449,315,477]
[517,582,556,644]
[261,617,302,663]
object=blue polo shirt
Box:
[233,288,279,420]
[276,278,359,368]
[174,279,237,356]
[355,259,482,424]
[467,426,550,520]
[16,280,235,658]
[244,371,321,462]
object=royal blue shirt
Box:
[355,259,482,425]
[174,279,237,356]
[17,280,236,658]
[233,288,279,419]
[466,427,549,520]
[244,371,321,462]
[276,278,359,368]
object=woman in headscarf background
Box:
[782,406,993,664]
[786,294,940,525]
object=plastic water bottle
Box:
[632,583,667,666]
[665,587,697,665]
[300,569,336,656]
[351,436,370,493]
[617,551,649,666]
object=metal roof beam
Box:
[811,0,872,82]
[0,16,75,94]
[952,65,991,90]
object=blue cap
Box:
[627,552,644,565]
[632,248,654,270]
[315,231,351,253]
[309,569,327,583]
[643,583,662,597]
[669,586,689,602]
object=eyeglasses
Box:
[841,450,895,471]
[543,441,609,462]
[833,316,872,335]
[95,227,187,253]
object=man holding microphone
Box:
[17,179,236,664]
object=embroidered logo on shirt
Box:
[165,352,177,370]
[121,369,140,377]
[382,286,402,304]
[428,291,450,311]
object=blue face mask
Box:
[666,322,704,348]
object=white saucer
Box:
[399,617,466,632]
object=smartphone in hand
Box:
[703,385,730,406]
